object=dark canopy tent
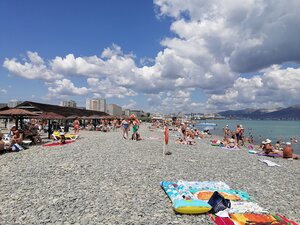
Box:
[0,108,38,129]
[38,112,66,138]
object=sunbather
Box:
[283,142,298,159]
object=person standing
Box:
[121,118,130,139]
[131,119,140,140]
[73,118,80,134]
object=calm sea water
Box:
[195,119,300,154]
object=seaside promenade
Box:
[0,124,299,224]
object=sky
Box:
[1,0,300,114]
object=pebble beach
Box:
[1,124,299,225]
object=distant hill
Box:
[218,104,300,120]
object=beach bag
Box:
[208,191,231,214]
[12,143,24,152]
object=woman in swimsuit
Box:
[73,118,80,134]
[121,118,130,139]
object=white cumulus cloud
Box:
[3,51,62,81]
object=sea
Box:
[195,119,300,154]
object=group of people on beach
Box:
[258,138,298,159]
[0,119,45,153]
[121,115,142,141]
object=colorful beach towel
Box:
[257,153,282,157]
[209,213,299,225]
[161,181,212,214]
[42,140,75,147]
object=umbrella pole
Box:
[48,120,51,139]
[15,117,19,130]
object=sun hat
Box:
[286,142,291,145]
[265,139,272,144]
[262,141,266,145]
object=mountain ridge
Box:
[218,104,300,120]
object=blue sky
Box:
[1,0,300,113]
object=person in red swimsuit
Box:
[73,118,80,134]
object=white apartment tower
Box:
[107,104,122,116]
[86,98,106,112]
[60,100,77,108]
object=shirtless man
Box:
[283,142,298,159]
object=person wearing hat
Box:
[263,139,275,155]
[283,142,298,159]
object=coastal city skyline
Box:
[1,0,300,113]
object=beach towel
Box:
[209,213,299,225]
[161,181,212,214]
[259,159,281,167]
[194,191,242,201]
[221,146,240,150]
[228,202,268,214]
[42,140,75,147]
[257,153,282,157]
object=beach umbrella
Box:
[88,115,102,119]
[38,112,66,120]
[66,115,80,120]
[0,108,38,129]
[37,112,66,139]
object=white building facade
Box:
[107,104,122,116]
[60,100,77,108]
[86,98,106,112]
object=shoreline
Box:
[0,124,299,224]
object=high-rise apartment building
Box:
[107,104,122,116]
[86,98,106,112]
[60,100,77,108]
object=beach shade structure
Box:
[66,115,80,120]
[0,108,38,129]
[88,115,102,119]
[38,112,66,139]
[38,112,66,120]
[80,116,91,120]
[100,115,114,119]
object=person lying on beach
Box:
[262,139,277,155]
[283,142,298,159]
[226,138,237,149]
[175,138,196,145]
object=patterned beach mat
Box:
[209,213,298,225]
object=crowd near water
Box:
[0,116,299,224]
[196,119,300,154]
